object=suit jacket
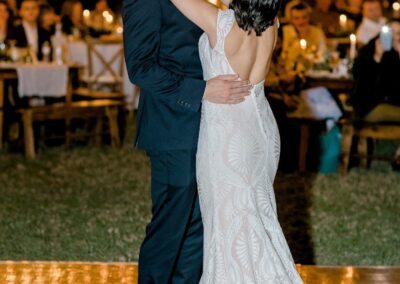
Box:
[351,37,400,116]
[123,0,206,151]
[0,24,13,44]
[61,16,84,37]
[8,23,51,61]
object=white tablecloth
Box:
[67,40,138,106]
[16,63,69,98]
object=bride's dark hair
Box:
[229,0,280,36]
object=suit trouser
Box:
[139,149,203,284]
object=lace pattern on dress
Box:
[196,9,304,284]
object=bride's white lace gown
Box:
[196,9,304,284]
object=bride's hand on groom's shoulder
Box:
[203,75,252,105]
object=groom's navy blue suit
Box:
[123,0,206,283]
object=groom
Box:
[123,0,251,283]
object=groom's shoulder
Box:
[156,0,188,16]
[123,0,178,22]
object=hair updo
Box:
[229,0,280,36]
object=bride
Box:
[171,0,304,283]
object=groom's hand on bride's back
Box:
[204,75,252,104]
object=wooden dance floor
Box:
[0,262,399,283]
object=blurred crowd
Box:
[268,0,400,171]
[0,0,399,169]
[0,0,124,151]
[0,0,122,61]
[270,0,398,85]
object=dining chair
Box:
[74,38,125,101]
[339,120,400,175]
[338,95,400,175]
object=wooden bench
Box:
[339,119,400,175]
[19,99,123,159]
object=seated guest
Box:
[265,35,305,172]
[43,0,62,14]
[93,0,119,12]
[8,0,51,60]
[60,0,84,36]
[333,0,362,24]
[37,0,49,5]
[283,0,301,21]
[94,0,113,16]
[6,0,16,18]
[0,0,11,43]
[267,32,298,93]
[347,0,362,14]
[356,0,387,45]
[39,4,59,35]
[346,0,362,22]
[334,0,347,11]
[281,2,327,71]
[351,20,400,169]
[90,0,114,31]
[310,0,342,37]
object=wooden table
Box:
[0,63,82,150]
[305,75,354,94]
[287,75,353,171]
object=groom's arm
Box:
[123,0,205,112]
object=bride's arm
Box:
[171,0,218,35]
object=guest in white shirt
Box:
[281,2,327,71]
[356,0,387,45]
[8,0,51,60]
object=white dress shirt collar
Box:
[22,21,39,53]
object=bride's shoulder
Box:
[216,9,235,34]
[217,8,235,21]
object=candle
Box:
[102,10,114,29]
[383,0,390,8]
[393,2,400,18]
[103,11,110,18]
[349,33,357,60]
[103,11,114,23]
[83,9,90,25]
[300,39,307,51]
[339,14,347,31]
[105,14,114,24]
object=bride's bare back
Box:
[170,0,277,86]
[222,21,277,85]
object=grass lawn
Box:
[0,145,399,265]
